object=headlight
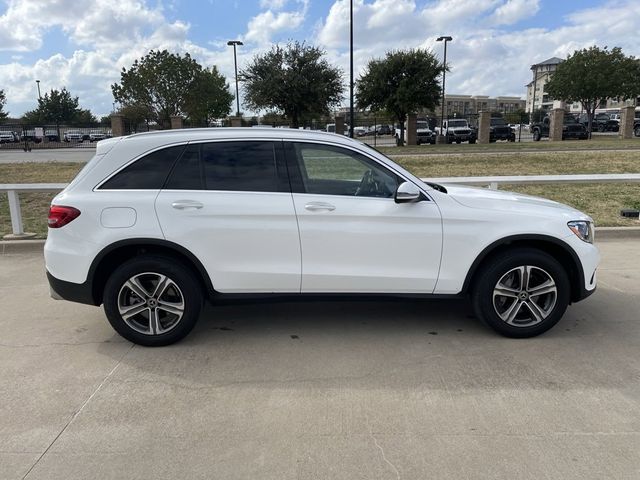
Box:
[568,220,594,243]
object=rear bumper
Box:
[46,271,98,306]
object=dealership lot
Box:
[1,239,640,479]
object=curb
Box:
[1,227,638,255]
[0,239,45,255]
[596,226,640,240]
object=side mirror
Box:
[395,182,421,203]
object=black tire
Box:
[103,255,203,346]
[634,126,640,137]
[532,129,541,141]
[469,138,476,144]
[471,248,570,338]
[597,124,605,132]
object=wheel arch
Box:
[462,235,585,303]
[88,238,215,305]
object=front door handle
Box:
[305,202,336,212]
[172,200,203,210]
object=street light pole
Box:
[227,40,244,117]
[35,80,41,100]
[349,0,354,138]
[436,36,452,143]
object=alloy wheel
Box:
[117,272,185,335]
[492,265,557,327]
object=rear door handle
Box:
[305,202,336,212]
[172,200,203,210]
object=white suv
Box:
[45,129,599,346]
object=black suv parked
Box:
[489,117,516,142]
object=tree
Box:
[0,89,8,122]
[112,50,232,128]
[545,46,640,136]
[183,66,234,126]
[356,49,444,145]
[240,42,344,128]
[21,88,93,126]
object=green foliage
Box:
[183,66,234,125]
[240,41,344,128]
[0,89,8,122]
[21,88,95,125]
[112,50,233,128]
[545,46,640,132]
[356,49,444,140]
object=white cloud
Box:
[244,1,308,44]
[259,0,289,10]
[491,0,539,26]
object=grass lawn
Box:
[1,148,639,238]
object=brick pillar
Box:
[111,114,125,137]
[170,116,183,129]
[619,105,635,139]
[334,116,344,136]
[477,111,491,144]
[549,108,565,142]
[229,116,242,127]
[406,113,417,146]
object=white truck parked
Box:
[434,119,477,144]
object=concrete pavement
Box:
[1,239,639,479]
[0,148,95,164]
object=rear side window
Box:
[201,141,278,192]
[165,144,203,190]
[99,145,185,190]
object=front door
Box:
[285,141,442,293]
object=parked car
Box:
[434,119,477,144]
[531,115,589,141]
[45,129,599,346]
[394,120,434,145]
[0,130,19,143]
[89,130,106,142]
[45,129,60,142]
[325,123,349,136]
[375,124,392,136]
[21,130,42,143]
[489,117,516,142]
[64,130,84,142]
[577,113,618,132]
[634,113,640,137]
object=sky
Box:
[1,0,639,118]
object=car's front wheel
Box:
[103,255,203,346]
[634,126,640,137]
[471,249,570,338]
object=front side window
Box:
[99,145,186,190]
[291,143,400,198]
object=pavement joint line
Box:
[21,343,135,480]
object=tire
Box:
[532,129,541,141]
[469,138,476,144]
[471,248,570,338]
[597,124,605,132]
[634,126,640,138]
[455,139,461,144]
[103,255,203,346]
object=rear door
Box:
[155,140,301,293]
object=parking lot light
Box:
[227,40,244,117]
[436,36,452,143]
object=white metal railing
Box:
[424,173,640,190]
[2,173,640,237]
[1,183,67,237]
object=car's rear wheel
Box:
[103,255,202,346]
[634,126,640,137]
[532,130,541,141]
[471,249,570,338]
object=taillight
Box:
[48,206,81,228]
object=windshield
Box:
[490,118,507,126]
[563,116,578,124]
[448,120,467,127]
[416,122,429,129]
